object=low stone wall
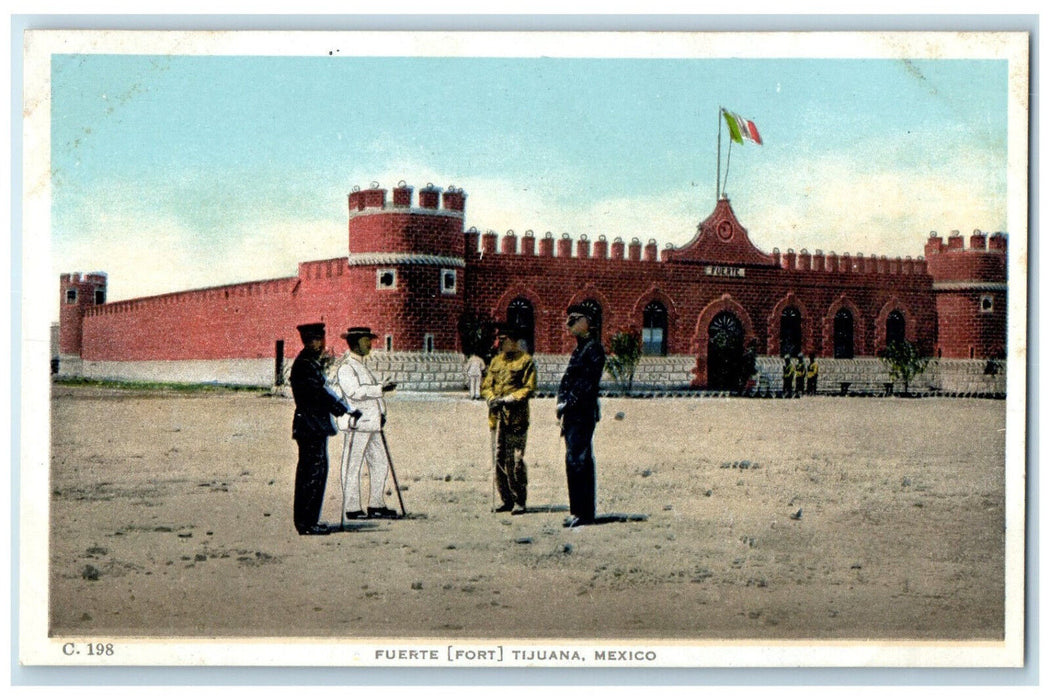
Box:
[362,352,473,391]
[340,353,696,392]
[534,354,697,392]
[753,357,1005,396]
[928,358,1007,395]
[67,358,274,387]
[55,352,1005,397]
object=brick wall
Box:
[64,184,1007,386]
[81,276,302,361]
[466,246,938,362]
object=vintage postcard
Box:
[19,28,1028,669]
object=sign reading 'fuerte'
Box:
[704,265,746,278]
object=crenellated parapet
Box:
[472,223,934,280]
[347,181,467,263]
[771,248,927,276]
[347,181,467,216]
[473,230,667,263]
[924,229,1007,284]
[82,276,300,318]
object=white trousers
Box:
[339,430,390,513]
[468,375,482,398]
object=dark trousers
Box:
[496,425,528,508]
[294,435,329,532]
[563,418,597,521]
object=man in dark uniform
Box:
[290,322,351,536]
[805,353,820,395]
[556,303,606,528]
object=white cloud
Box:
[740,152,1008,258]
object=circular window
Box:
[717,221,733,241]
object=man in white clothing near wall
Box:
[336,326,400,522]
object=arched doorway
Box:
[779,306,802,357]
[506,297,535,353]
[886,310,905,347]
[834,308,855,359]
[642,301,668,356]
[707,311,744,390]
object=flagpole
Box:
[716,107,722,201]
[723,134,733,197]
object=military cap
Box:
[341,326,379,341]
[496,324,526,341]
[296,322,326,341]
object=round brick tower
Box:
[924,229,1007,359]
[345,182,467,352]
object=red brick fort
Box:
[58,181,1008,393]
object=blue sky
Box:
[49,50,1013,312]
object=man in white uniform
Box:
[464,353,486,399]
[336,326,399,521]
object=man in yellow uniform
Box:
[481,326,537,515]
[793,355,806,398]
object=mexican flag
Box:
[723,109,763,145]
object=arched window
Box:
[834,308,855,359]
[506,297,535,353]
[886,310,905,347]
[579,299,602,326]
[642,301,668,356]
[573,299,603,338]
[779,306,802,357]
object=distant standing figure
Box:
[481,327,537,514]
[464,353,486,400]
[556,303,606,527]
[336,326,400,521]
[806,353,820,395]
[782,356,794,398]
[793,355,806,398]
[289,323,350,536]
[741,339,758,395]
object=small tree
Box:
[458,310,497,360]
[879,340,930,396]
[605,327,643,396]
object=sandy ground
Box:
[48,385,1006,641]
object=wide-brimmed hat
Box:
[341,326,379,341]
